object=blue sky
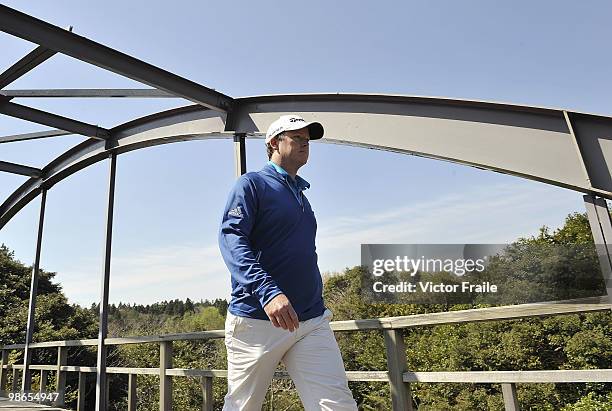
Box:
[1,1,611,306]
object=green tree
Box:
[0,243,98,409]
[321,213,611,410]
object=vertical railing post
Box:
[201,376,213,411]
[584,195,612,304]
[0,349,8,394]
[501,383,520,411]
[106,375,110,408]
[128,373,137,411]
[11,368,18,393]
[39,369,48,401]
[159,341,173,411]
[54,346,67,406]
[384,329,414,411]
[95,151,118,411]
[77,371,86,411]
[22,189,47,392]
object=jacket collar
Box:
[264,162,310,191]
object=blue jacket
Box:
[218,163,325,321]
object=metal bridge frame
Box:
[1,4,611,410]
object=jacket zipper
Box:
[281,178,305,212]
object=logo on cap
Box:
[265,114,324,143]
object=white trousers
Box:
[222,308,358,411]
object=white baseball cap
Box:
[265,114,324,144]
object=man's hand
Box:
[263,294,299,332]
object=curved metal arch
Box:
[232,94,612,197]
[0,107,228,229]
[2,93,612,230]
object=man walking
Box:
[219,115,358,410]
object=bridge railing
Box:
[1,295,610,411]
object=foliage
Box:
[321,212,611,410]
[561,391,612,411]
[0,212,610,410]
[0,244,98,409]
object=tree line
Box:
[0,212,610,410]
[88,298,228,318]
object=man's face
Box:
[275,127,310,168]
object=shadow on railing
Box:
[1,296,610,411]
